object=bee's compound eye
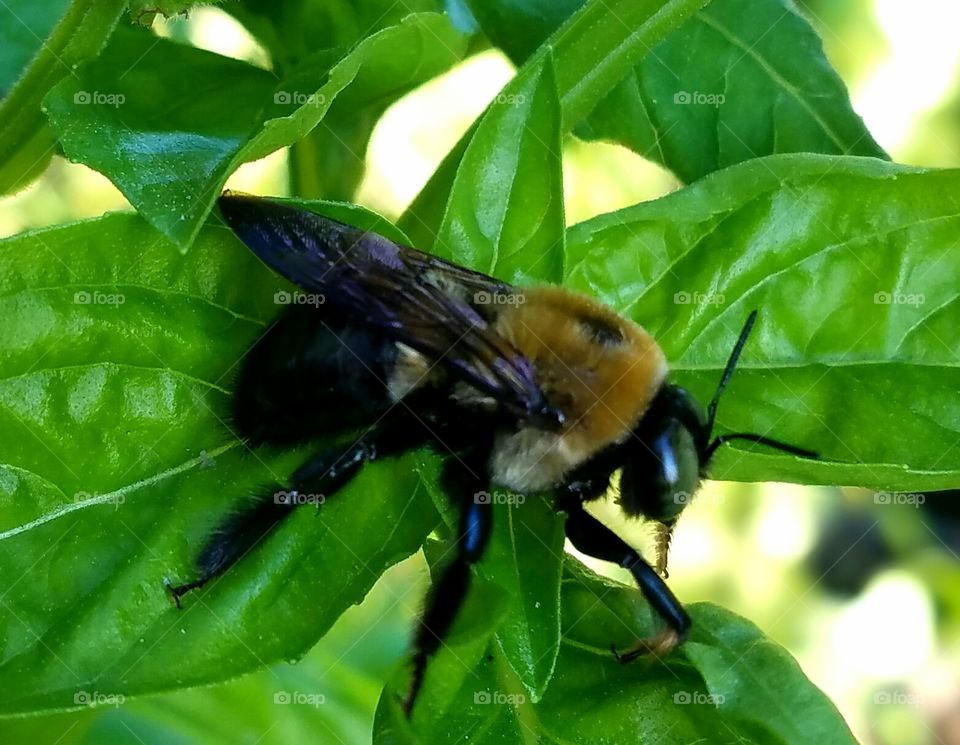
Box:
[651,425,701,521]
[619,420,701,522]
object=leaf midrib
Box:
[0,441,241,543]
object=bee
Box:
[167,193,817,714]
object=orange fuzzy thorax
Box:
[489,286,667,491]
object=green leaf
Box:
[224,0,462,201]
[465,0,886,183]
[42,13,465,249]
[225,0,447,71]
[399,0,709,249]
[0,552,420,743]
[236,12,465,164]
[0,0,126,193]
[565,154,960,490]
[284,22,468,200]
[382,542,514,734]
[42,27,279,250]
[479,497,564,703]
[578,0,887,181]
[0,207,438,715]
[288,112,375,201]
[0,0,70,95]
[375,558,857,744]
[436,53,564,284]
[686,604,859,744]
[399,461,563,712]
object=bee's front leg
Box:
[559,497,690,662]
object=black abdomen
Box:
[232,305,397,446]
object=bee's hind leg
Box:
[558,496,690,662]
[167,418,428,607]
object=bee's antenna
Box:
[704,432,818,461]
[704,310,818,462]
[705,309,757,437]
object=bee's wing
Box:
[218,193,560,427]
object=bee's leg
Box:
[402,451,492,716]
[559,496,690,662]
[557,443,621,503]
[167,419,430,607]
[165,439,371,606]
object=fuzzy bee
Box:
[168,193,816,714]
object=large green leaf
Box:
[225,0,455,201]
[479,498,564,703]
[0,208,438,715]
[399,0,710,249]
[436,53,564,284]
[566,154,960,490]
[284,22,467,200]
[374,559,857,744]
[0,0,126,193]
[235,12,465,166]
[466,0,886,182]
[42,13,465,249]
[3,154,951,732]
[580,0,887,180]
[0,552,422,744]
[42,28,278,250]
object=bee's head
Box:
[617,311,817,526]
[618,384,707,524]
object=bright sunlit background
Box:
[3,2,960,744]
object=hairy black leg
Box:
[402,450,492,716]
[166,439,370,606]
[168,416,432,607]
[559,496,690,662]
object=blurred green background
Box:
[2,1,960,743]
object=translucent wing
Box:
[218,193,561,428]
